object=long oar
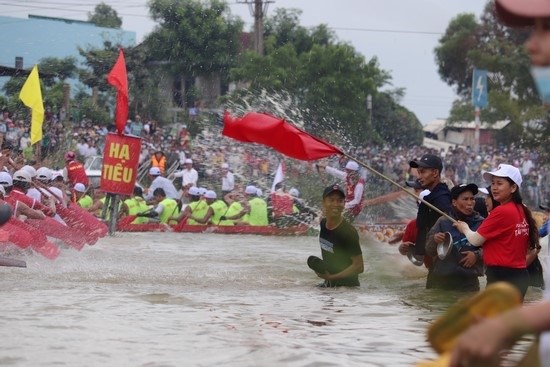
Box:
[0,256,26,268]
[416,282,524,366]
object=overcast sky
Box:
[1,0,488,124]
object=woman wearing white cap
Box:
[455,164,539,298]
[449,3,550,364]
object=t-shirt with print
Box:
[477,201,529,268]
[319,218,362,286]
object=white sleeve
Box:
[325,166,346,180]
[173,170,184,178]
[345,182,364,209]
[154,203,164,215]
[462,227,486,247]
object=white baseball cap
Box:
[198,187,207,196]
[483,164,522,187]
[36,167,52,181]
[478,187,490,195]
[21,165,37,178]
[345,160,359,171]
[205,190,217,199]
[188,186,200,196]
[74,183,86,193]
[13,170,31,183]
[184,158,193,164]
[0,172,12,186]
[256,188,263,196]
[149,167,161,176]
[221,163,229,169]
[289,187,300,197]
[245,185,257,195]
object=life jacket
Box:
[209,199,232,225]
[66,160,89,186]
[159,198,179,224]
[77,195,93,209]
[124,197,150,224]
[8,188,55,217]
[345,175,365,216]
[224,201,243,225]
[244,197,268,226]
[151,155,167,175]
[270,192,294,217]
[187,199,209,225]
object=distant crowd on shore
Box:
[1,106,547,211]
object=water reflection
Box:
[0,232,544,366]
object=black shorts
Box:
[485,266,529,298]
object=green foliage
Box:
[145,0,243,76]
[436,3,548,157]
[88,2,122,29]
[229,8,422,147]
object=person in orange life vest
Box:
[317,160,365,220]
[150,150,167,175]
[63,151,89,187]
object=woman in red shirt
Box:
[455,164,539,298]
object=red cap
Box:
[495,0,550,27]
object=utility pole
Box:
[237,0,274,55]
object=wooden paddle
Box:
[416,282,525,367]
[0,256,26,268]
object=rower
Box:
[136,187,179,225]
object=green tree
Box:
[145,0,243,76]
[88,2,122,29]
[436,3,547,157]
[229,8,423,146]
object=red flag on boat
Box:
[107,49,129,135]
[222,112,343,161]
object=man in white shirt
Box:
[173,158,198,191]
[145,167,179,202]
[221,163,234,195]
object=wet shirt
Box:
[319,218,362,286]
[477,201,529,268]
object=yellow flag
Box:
[19,65,44,145]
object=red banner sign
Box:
[100,133,141,195]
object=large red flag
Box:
[222,112,342,161]
[106,49,128,135]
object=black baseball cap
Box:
[323,184,345,199]
[451,183,478,199]
[409,154,443,172]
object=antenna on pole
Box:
[237,0,274,55]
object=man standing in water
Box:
[408,154,451,288]
[307,184,364,287]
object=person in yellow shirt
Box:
[122,186,152,224]
[73,183,92,209]
[136,187,179,224]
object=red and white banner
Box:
[100,133,141,195]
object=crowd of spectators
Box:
[1,107,547,212]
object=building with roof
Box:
[0,14,135,85]
[423,119,511,148]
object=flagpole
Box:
[340,152,456,223]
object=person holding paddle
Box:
[450,1,550,365]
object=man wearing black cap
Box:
[307,184,364,287]
[409,153,452,288]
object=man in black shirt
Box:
[307,184,364,287]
